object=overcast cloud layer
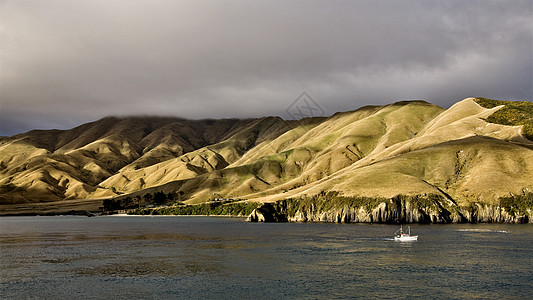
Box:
[1,0,532,136]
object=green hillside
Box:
[475,98,533,140]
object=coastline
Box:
[2,193,531,224]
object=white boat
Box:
[394,225,418,241]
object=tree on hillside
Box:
[122,197,133,208]
[154,191,167,205]
[143,193,153,203]
[167,192,176,201]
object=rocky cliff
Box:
[247,193,532,224]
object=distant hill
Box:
[0,116,298,203]
[1,98,532,221]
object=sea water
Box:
[1,216,532,299]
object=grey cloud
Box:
[1,0,531,136]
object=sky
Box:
[1,0,532,136]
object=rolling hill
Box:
[1,98,532,221]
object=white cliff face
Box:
[247,197,531,224]
[246,209,266,222]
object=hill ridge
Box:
[0,98,532,217]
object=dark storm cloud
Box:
[1,0,532,136]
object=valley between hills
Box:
[1,98,532,223]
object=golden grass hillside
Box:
[1,98,532,214]
[0,117,287,204]
[253,98,533,205]
[109,101,445,204]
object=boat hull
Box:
[394,235,418,241]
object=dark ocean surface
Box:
[1,216,532,299]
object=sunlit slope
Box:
[137,98,530,205]
[352,98,528,167]
[254,98,533,204]
[218,101,444,200]
[285,136,533,205]
[114,101,444,203]
[0,137,124,203]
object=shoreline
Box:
[2,192,531,224]
[107,214,245,218]
[2,212,531,224]
[1,210,532,224]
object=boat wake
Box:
[355,237,396,241]
[353,237,395,241]
[457,229,509,233]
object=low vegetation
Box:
[102,191,184,211]
[283,191,384,216]
[499,192,533,216]
[132,201,260,216]
[475,97,533,140]
[104,191,259,216]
